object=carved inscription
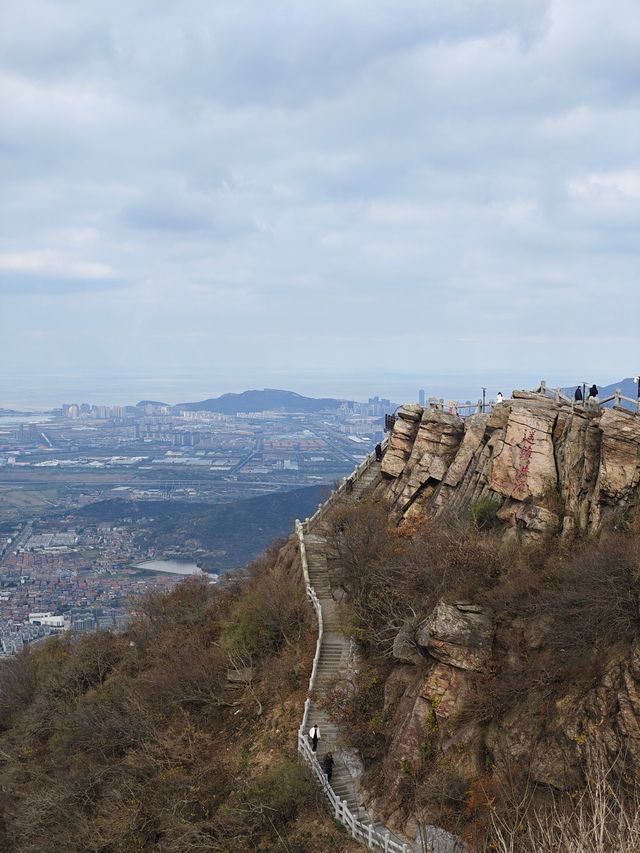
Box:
[514,428,536,495]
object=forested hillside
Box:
[0,540,358,852]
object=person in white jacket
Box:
[309,724,320,752]
[496,392,504,404]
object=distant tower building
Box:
[419,388,425,406]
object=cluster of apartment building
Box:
[0,524,182,654]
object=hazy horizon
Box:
[0,367,627,411]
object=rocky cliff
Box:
[326,392,640,848]
[377,392,640,538]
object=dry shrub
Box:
[482,752,640,853]
[325,500,507,655]
[0,536,323,852]
[543,535,640,668]
[319,662,389,763]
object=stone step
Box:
[300,519,414,853]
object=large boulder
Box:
[382,404,423,478]
[416,825,468,853]
[417,601,494,672]
[392,621,426,666]
[497,502,561,534]
[442,414,489,488]
[389,409,465,514]
[596,409,640,499]
[489,406,557,501]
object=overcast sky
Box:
[1,0,639,403]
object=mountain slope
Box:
[176,388,345,413]
[0,541,359,852]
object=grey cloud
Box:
[0,271,124,295]
[120,202,212,235]
[0,0,639,385]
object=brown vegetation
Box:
[324,498,640,847]
[0,539,358,852]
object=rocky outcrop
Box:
[417,602,494,673]
[332,392,640,843]
[378,395,640,537]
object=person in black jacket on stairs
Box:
[322,752,334,782]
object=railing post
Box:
[477,399,482,414]
[368,823,374,848]
[384,831,390,852]
[555,388,561,402]
[540,380,547,394]
[615,388,622,407]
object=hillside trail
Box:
[301,460,413,850]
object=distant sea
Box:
[0,368,564,411]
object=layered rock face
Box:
[372,599,640,842]
[358,393,640,842]
[378,393,640,537]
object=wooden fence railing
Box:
[537,380,640,412]
[295,440,412,851]
[302,438,389,533]
[295,516,411,852]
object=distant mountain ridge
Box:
[176,388,346,413]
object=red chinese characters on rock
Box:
[514,429,536,495]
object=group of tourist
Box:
[308,724,334,782]
[574,384,599,403]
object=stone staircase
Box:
[299,459,413,850]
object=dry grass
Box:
[483,753,640,853]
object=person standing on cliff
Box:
[589,384,599,401]
[375,442,383,462]
[574,386,583,402]
[309,724,320,753]
[496,392,504,404]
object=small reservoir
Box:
[135,559,204,576]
